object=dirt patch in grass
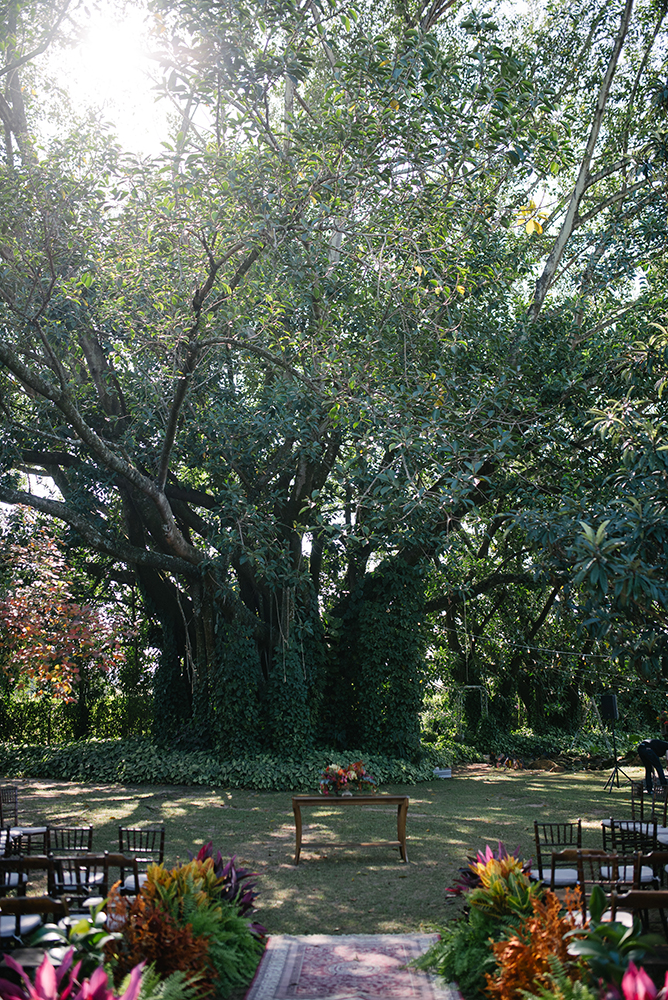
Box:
[4,761,645,935]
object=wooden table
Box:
[291,794,409,864]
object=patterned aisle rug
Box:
[244,933,460,1000]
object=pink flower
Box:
[0,950,81,1000]
[622,962,657,1000]
[0,951,143,1000]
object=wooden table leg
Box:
[293,800,303,865]
[397,799,408,862]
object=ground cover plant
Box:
[1,761,653,936]
[0,717,645,792]
[0,741,442,791]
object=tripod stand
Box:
[604,718,631,791]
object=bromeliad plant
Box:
[446,842,529,898]
[0,949,143,1000]
[415,842,544,999]
[467,844,543,920]
[189,843,261,925]
[319,761,377,795]
[106,858,263,999]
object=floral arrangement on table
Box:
[319,760,378,795]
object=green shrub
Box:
[0,694,152,743]
[415,846,542,999]
[0,738,438,789]
[460,723,644,764]
[109,859,262,999]
[421,736,484,766]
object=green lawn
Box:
[8,762,647,935]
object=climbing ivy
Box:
[262,592,326,755]
[207,617,263,757]
[324,561,425,759]
[151,615,193,748]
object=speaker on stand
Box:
[601,693,630,791]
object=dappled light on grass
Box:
[6,764,649,935]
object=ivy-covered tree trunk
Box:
[323,561,426,759]
[138,574,194,747]
[146,562,329,755]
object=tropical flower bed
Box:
[0,845,264,1000]
[416,843,667,1000]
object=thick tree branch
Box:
[424,572,535,614]
[20,449,80,467]
[419,0,457,31]
[207,245,263,310]
[18,451,221,515]
[0,337,203,565]
[191,240,245,312]
[0,486,196,576]
[576,178,652,230]
[157,344,199,491]
[528,0,634,321]
[77,332,127,422]
[164,481,218,510]
[585,157,634,189]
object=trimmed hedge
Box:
[0,738,449,790]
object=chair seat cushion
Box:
[601,865,654,883]
[550,868,579,886]
[610,909,648,928]
[59,870,105,887]
[529,868,580,885]
[122,873,148,893]
[0,914,42,938]
[571,909,635,928]
[2,873,27,887]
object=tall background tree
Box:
[0,0,666,751]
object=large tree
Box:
[0,0,666,749]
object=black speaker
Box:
[601,693,618,721]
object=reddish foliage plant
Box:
[486,888,583,1000]
[105,884,213,996]
[0,509,124,700]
